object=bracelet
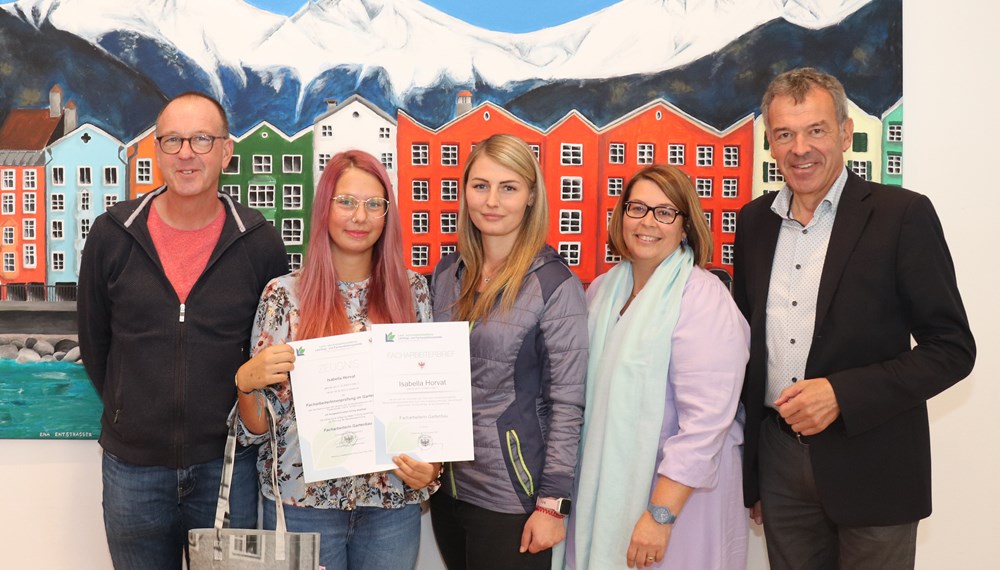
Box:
[534,506,565,519]
[235,373,255,395]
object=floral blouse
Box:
[236,269,437,509]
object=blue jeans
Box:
[102,446,259,570]
[263,498,421,570]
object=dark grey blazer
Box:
[733,171,976,526]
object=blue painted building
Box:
[45,124,126,287]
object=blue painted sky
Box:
[246,0,619,32]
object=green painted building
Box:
[221,122,314,270]
[881,100,903,187]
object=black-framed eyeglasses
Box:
[623,201,685,225]
[333,194,389,218]
[155,134,228,155]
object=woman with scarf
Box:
[560,164,749,569]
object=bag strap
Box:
[212,395,290,560]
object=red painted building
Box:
[396,95,754,284]
[397,102,545,273]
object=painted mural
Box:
[0,0,903,438]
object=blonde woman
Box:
[430,134,588,569]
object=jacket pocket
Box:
[505,428,535,498]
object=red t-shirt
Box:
[147,203,226,303]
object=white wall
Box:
[2,2,997,568]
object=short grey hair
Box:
[761,67,849,131]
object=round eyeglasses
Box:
[623,201,685,225]
[333,194,389,218]
[155,134,229,155]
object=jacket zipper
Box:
[506,429,535,497]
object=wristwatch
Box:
[536,497,572,515]
[647,502,677,524]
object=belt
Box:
[764,407,809,445]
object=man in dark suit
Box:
[733,68,975,568]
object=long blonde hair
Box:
[453,134,549,322]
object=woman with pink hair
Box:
[233,150,440,570]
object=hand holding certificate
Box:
[288,321,472,483]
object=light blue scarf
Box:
[555,247,693,569]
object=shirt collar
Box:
[770,166,849,222]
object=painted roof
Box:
[313,94,397,125]
[0,109,62,150]
[0,149,46,166]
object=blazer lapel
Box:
[815,173,873,331]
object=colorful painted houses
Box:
[0,86,905,298]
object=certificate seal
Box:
[340,432,358,447]
[418,434,433,449]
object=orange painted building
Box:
[125,126,164,199]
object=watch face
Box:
[557,499,572,515]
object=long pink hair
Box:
[296,150,414,340]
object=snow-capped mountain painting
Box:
[0,0,900,139]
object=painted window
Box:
[321,125,333,137]
[441,179,459,201]
[317,154,330,172]
[379,127,391,139]
[3,252,14,273]
[104,195,118,210]
[558,242,581,266]
[78,166,92,186]
[559,210,582,234]
[887,154,902,176]
[23,193,36,214]
[440,212,458,234]
[221,185,240,202]
[283,185,303,209]
[104,166,119,186]
[637,143,655,165]
[380,152,394,170]
[887,123,902,142]
[412,144,429,166]
[704,211,712,230]
[283,155,303,173]
[281,219,303,245]
[529,144,541,160]
[248,185,276,208]
[224,156,240,174]
[52,220,64,240]
[721,243,735,265]
[847,160,871,180]
[23,219,35,240]
[80,219,91,240]
[696,178,712,198]
[23,244,36,268]
[668,144,684,165]
[287,253,303,271]
[52,251,65,271]
[440,244,456,257]
[137,159,153,183]
[412,212,429,234]
[722,178,738,198]
[561,144,583,166]
[50,194,65,211]
[23,170,37,190]
[253,155,272,174]
[441,145,459,166]
[411,245,429,267]
[609,143,625,164]
[697,145,713,167]
[1,194,12,214]
[560,177,583,201]
[412,180,429,201]
[1,170,14,189]
[724,146,739,167]
[608,177,623,196]
[764,162,784,183]
[852,133,868,153]
[80,191,91,211]
[722,211,737,233]
[52,166,65,186]
[2,226,13,244]
[605,243,621,263]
